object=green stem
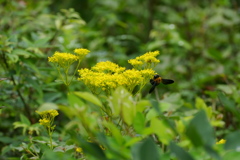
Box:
[29,136,39,157]
[48,126,53,149]
[22,145,39,158]
[69,60,82,86]
[57,67,65,84]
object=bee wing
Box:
[162,79,174,85]
[149,85,156,93]
[149,81,158,93]
[150,79,155,85]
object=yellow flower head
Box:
[128,59,143,66]
[39,118,50,126]
[129,51,160,69]
[49,109,59,117]
[91,61,125,74]
[216,139,226,144]
[140,69,156,79]
[136,51,160,63]
[36,109,59,117]
[48,51,79,68]
[123,69,142,85]
[76,147,83,153]
[78,51,160,94]
[74,48,90,59]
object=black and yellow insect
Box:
[149,74,174,93]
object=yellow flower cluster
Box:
[76,147,83,153]
[216,139,226,144]
[128,51,160,69]
[36,109,59,127]
[48,48,90,68]
[92,61,125,73]
[48,52,79,68]
[74,48,90,59]
[39,118,50,126]
[78,61,155,94]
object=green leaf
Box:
[68,93,84,108]
[109,87,136,125]
[133,112,145,134]
[169,142,194,160]
[224,130,240,150]
[71,132,106,160]
[150,117,175,144]
[33,37,51,47]
[74,91,102,107]
[103,121,124,145]
[122,100,136,125]
[223,151,240,160]
[195,97,212,119]
[159,93,183,112]
[20,114,31,126]
[218,92,240,119]
[186,110,215,147]
[12,49,32,58]
[13,122,28,135]
[131,137,160,160]
[37,102,59,111]
[136,100,151,112]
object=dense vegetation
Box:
[0,0,240,159]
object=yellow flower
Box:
[48,51,79,68]
[74,48,90,59]
[49,109,59,117]
[136,51,160,63]
[76,147,83,153]
[91,61,125,74]
[36,109,59,117]
[39,118,50,126]
[128,51,160,69]
[140,69,156,79]
[128,59,143,66]
[216,139,226,144]
[78,52,159,94]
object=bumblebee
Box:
[149,74,174,93]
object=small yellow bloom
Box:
[216,139,226,144]
[49,109,58,117]
[74,48,90,59]
[128,51,160,69]
[140,69,156,78]
[76,147,83,153]
[128,59,143,66]
[92,61,125,73]
[48,51,79,68]
[39,118,50,126]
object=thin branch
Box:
[1,52,31,119]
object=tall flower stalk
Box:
[36,109,59,149]
[48,48,90,91]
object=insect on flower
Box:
[149,74,174,93]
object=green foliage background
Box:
[0,0,240,159]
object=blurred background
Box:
[0,0,240,156]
